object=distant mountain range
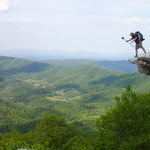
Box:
[0,48,137,73]
[0,49,128,60]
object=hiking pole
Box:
[121,37,135,48]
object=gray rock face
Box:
[128,53,150,75]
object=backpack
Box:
[135,31,145,41]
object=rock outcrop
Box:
[128,53,150,75]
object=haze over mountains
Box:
[0,49,137,73]
[0,48,133,60]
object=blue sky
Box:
[0,0,150,59]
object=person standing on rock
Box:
[126,32,146,57]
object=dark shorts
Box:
[136,41,143,49]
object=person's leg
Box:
[135,44,138,57]
[135,48,138,57]
[141,47,146,54]
[140,42,146,54]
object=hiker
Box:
[126,32,146,57]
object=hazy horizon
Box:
[0,48,135,60]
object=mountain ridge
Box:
[41,59,137,73]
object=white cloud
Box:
[113,17,150,32]
[0,17,33,24]
[114,17,142,25]
[0,0,10,11]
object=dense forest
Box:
[0,86,149,150]
[0,56,149,149]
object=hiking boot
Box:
[134,55,138,57]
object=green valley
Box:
[0,56,149,149]
[0,56,149,130]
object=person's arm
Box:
[126,38,132,42]
[126,36,137,42]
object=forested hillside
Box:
[0,56,149,149]
[0,86,149,150]
[41,59,137,72]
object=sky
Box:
[0,0,150,60]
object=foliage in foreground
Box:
[0,86,149,150]
[96,86,150,150]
